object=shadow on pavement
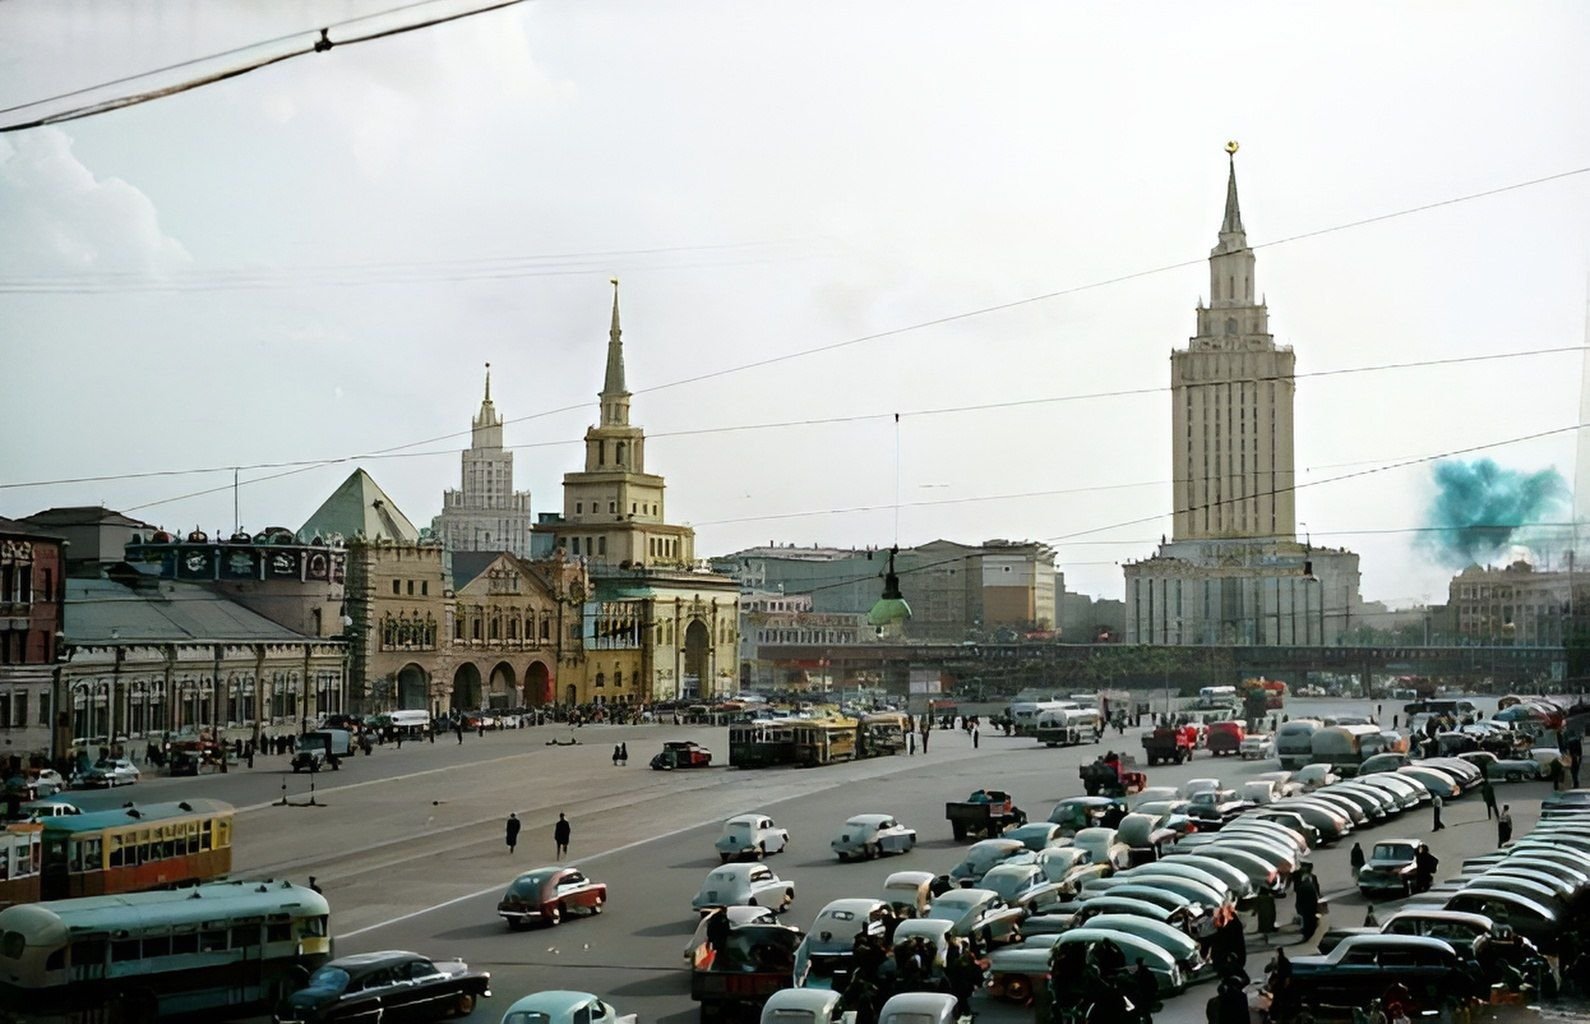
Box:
[432,922,519,941]
[610,973,691,997]
[632,919,696,938]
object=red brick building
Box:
[0,517,64,760]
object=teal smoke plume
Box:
[1421,458,1569,567]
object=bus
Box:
[792,718,860,767]
[859,712,908,757]
[1006,701,1077,737]
[1309,724,1388,776]
[1034,708,1102,747]
[0,879,330,1023]
[1275,719,1325,770]
[0,824,42,910]
[728,722,797,768]
[1196,686,1238,710]
[38,799,234,903]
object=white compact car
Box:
[715,813,790,862]
[690,863,795,914]
[832,813,917,861]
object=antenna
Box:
[233,467,240,535]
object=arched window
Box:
[615,670,623,689]
[454,616,464,640]
[616,441,627,465]
[598,536,607,556]
[540,616,550,642]
[595,672,606,688]
[507,617,518,640]
[1224,317,1237,335]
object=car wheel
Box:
[867,843,881,860]
[756,844,767,860]
[719,853,731,864]
[546,904,562,925]
[781,891,793,912]
[453,992,477,1017]
[837,852,850,862]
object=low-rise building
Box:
[0,518,64,761]
[1447,561,1570,646]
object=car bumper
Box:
[1356,875,1413,894]
[499,907,546,922]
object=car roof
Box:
[982,863,1040,881]
[1383,909,1492,928]
[1333,934,1456,954]
[1058,928,1177,965]
[885,870,935,886]
[847,813,895,825]
[764,989,843,1014]
[1370,838,1423,849]
[726,813,767,825]
[932,888,993,905]
[502,991,603,1016]
[711,863,765,879]
[880,992,959,1015]
[817,898,885,916]
[329,950,426,970]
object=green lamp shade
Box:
[868,595,913,627]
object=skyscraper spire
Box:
[1221,140,1245,238]
[603,277,626,396]
[483,361,492,403]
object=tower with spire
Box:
[537,280,695,568]
[432,361,534,556]
[1124,144,1361,647]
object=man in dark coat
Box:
[505,812,521,854]
[554,812,571,859]
[1294,867,1320,941]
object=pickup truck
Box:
[1206,721,1245,757]
[946,790,1027,841]
[1142,727,1195,766]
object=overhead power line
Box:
[0,0,532,133]
[6,343,1582,496]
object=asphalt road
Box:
[71,698,1567,1024]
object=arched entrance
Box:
[684,619,710,699]
[564,683,578,706]
[488,661,516,709]
[397,664,429,710]
[525,661,552,706]
[451,663,483,711]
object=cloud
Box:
[0,127,190,274]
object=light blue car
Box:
[500,990,632,1024]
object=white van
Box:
[1275,719,1325,770]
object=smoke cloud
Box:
[1420,458,1569,568]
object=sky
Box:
[3,0,1589,609]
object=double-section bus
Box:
[0,879,330,1023]
[36,799,234,903]
[792,718,860,767]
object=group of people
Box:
[834,912,984,1024]
[1042,935,1160,1024]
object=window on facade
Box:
[392,580,401,595]
[540,617,550,641]
[472,618,481,641]
[594,672,605,688]
[608,501,616,514]
[490,616,500,641]
[614,670,623,688]
[631,503,637,514]
[598,537,607,557]
[508,618,517,640]
[616,442,627,465]
[572,537,581,555]
[421,581,428,596]
[597,442,605,465]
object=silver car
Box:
[831,814,916,861]
[690,863,794,914]
[715,814,790,863]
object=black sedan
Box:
[275,950,491,1023]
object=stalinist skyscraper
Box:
[1125,144,1360,646]
[431,365,534,556]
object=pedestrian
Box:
[1413,844,1439,894]
[921,729,929,753]
[1480,776,1496,818]
[1364,905,1378,927]
[1498,805,1513,846]
[478,721,485,738]
[554,812,571,859]
[613,744,622,767]
[395,731,402,749]
[1431,793,1444,831]
[1294,866,1319,941]
[506,812,521,854]
[972,726,980,749]
[907,731,915,755]
[1349,841,1365,880]
[307,876,323,894]
[620,742,628,765]
[456,723,464,745]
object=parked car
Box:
[1240,734,1275,760]
[652,741,713,769]
[881,871,935,918]
[1047,796,1127,835]
[980,863,1066,914]
[949,838,1028,886]
[1004,822,1068,852]
[757,989,846,1024]
[1250,809,1322,848]
[877,993,961,1024]
[1275,935,1483,1020]
[22,769,66,799]
[1292,764,1340,791]
[1125,873,1237,926]
[1356,840,1425,898]
[1010,846,1110,896]
[1050,928,1187,992]
[1178,778,1222,800]
[1166,844,1283,894]
[794,898,887,988]
[1315,784,1391,823]
[497,866,608,928]
[1353,773,1427,811]
[1396,765,1462,799]
[1071,827,1132,871]
[1357,752,1411,776]
[923,888,1025,944]
[1132,800,1198,838]
[78,757,140,788]
[716,813,790,862]
[1116,811,1181,864]
[691,863,794,914]
[276,950,491,1023]
[682,905,777,961]
[1443,889,1562,950]
[1458,750,1547,783]
[501,991,631,1024]
[1186,788,1253,830]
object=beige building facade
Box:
[1447,561,1570,647]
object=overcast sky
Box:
[3,1,1589,609]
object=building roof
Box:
[21,506,156,531]
[449,551,499,588]
[64,577,318,644]
[298,469,419,543]
[0,515,63,541]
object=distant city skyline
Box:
[4,2,1588,608]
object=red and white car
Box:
[497,866,608,928]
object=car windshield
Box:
[502,1014,552,1024]
[725,821,755,834]
[1373,844,1415,860]
[982,873,1027,900]
[306,966,351,993]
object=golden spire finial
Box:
[1225,140,1240,156]
[483,361,491,402]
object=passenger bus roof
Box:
[0,880,328,943]
[41,798,235,835]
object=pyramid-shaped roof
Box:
[299,468,419,543]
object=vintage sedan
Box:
[1186,788,1254,830]
[794,898,887,987]
[682,905,778,961]
[1157,853,1256,900]
[1132,799,1198,838]
[1276,935,1483,1021]
[652,741,713,770]
[949,838,1028,886]
[24,769,67,799]
[1004,822,1069,852]
[881,870,936,918]
[1125,873,1237,926]
[1292,764,1341,792]
[831,813,915,861]
[1166,844,1283,894]
[276,950,491,1023]
[1010,847,1109,896]
[691,863,794,914]
[1458,750,1548,783]
[758,989,847,1024]
[1443,888,1562,950]
[1353,773,1427,811]
[1116,811,1181,864]
[1052,928,1186,992]
[716,813,790,862]
[78,757,140,788]
[1071,827,1131,871]
[923,887,1025,944]
[1356,840,1424,898]
[498,866,608,928]
[878,993,961,1024]
[1396,765,1462,799]
[980,863,1065,914]
[501,991,632,1024]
